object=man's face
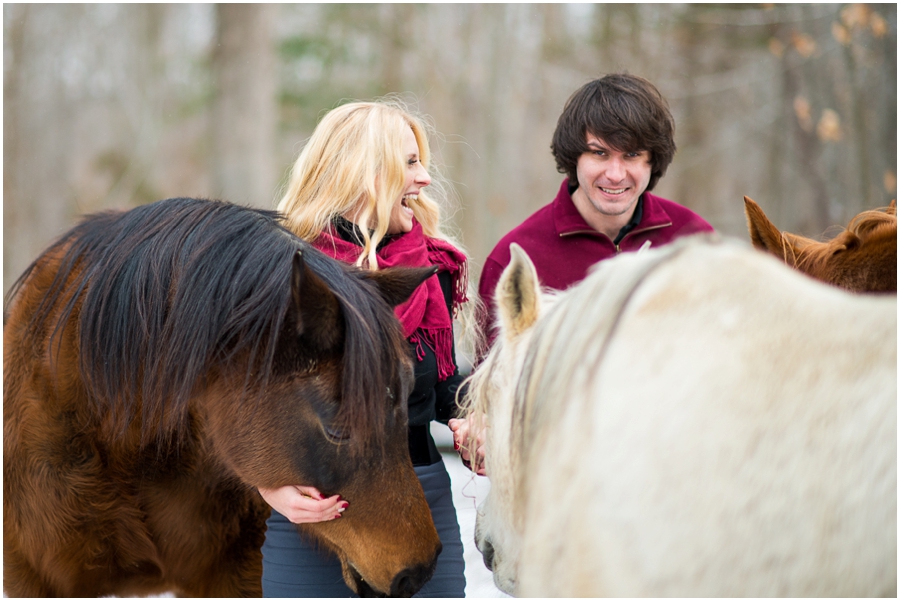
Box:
[574,132,652,220]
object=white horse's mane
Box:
[511,239,700,474]
[462,237,706,516]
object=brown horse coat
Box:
[4,198,441,597]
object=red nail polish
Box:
[453,441,460,450]
[341,502,349,509]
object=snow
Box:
[434,423,510,598]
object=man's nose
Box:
[605,157,626,182]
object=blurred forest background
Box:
[4,3,897,302]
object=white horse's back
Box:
[488,237,896,597]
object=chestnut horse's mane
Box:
[5,198,404,449]
[791,203,897,277]
[847,203,897,236]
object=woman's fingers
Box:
[473,442,488,476]
[258,485,349,524]
[449,417,489,475]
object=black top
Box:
[332,218,464,466]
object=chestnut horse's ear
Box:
[744,196,786,257]
[291,250,344,350]
[496,243,541,340]
[365,266,438,308]
[744,196,818,267]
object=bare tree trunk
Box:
[3,3,28,295]
[3,5,79,295]
[779,53,831,233]
[211,4,277,207]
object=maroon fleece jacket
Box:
[477,178,714,355]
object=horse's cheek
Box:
[304,440,439,596]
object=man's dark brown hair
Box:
[551,73,676,192]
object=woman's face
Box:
[386,127,431,235]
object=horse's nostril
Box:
[389,544,441,598]
[481,538,495,571]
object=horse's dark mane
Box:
[8,198,402,448]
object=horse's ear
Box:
[495,243,541,340]
[365,266,438,308]
[744,196,808,267]
[291,250,343,350]
[888,199,897,216]
[744,196,785,256]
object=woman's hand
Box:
[257,485,347,524]
[448,417,487,476]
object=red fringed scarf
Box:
[313,220,468,381]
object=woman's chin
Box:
[387,219,414,235]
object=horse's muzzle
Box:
[351,543,442,598]
[389,544,441,597]
[480,537,495,571]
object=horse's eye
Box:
[324,425,351,444]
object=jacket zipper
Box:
[560,222,672,253]
[616,223,670,252]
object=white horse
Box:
[463,235,896,597]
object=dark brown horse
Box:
[3,198,442,597]
[744,196,896,293]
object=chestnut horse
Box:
[4,198,442,597]
[744,196,896,293]
[463,237,896,596]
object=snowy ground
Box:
[432,423,510,598]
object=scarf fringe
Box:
[410,327,456,382]
[426,238,469,315]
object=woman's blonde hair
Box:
[277,97,482,369]
[277,98,458,269]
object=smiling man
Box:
[476,73,714,353]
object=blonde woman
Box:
[259,100,468,597]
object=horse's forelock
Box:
[304,253,402,453]
[460,338,503,429]
[791,207,897,290]
[848,207,897,240]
